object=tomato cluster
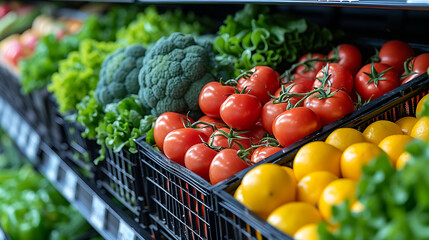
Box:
[152,40,429,186]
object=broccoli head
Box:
[95,44,145,107]
[138,32,216,119]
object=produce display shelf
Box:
[134,0,429,9]
[0,96,154,240]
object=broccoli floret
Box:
[95,44,145,107]
[138,32,217,119]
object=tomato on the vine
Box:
[379,40,414,73]
[184,143,218,181]
[163,128,208,166]
[328,44,362,75]
[211,128,252,150]
[401,53,429,85]
[209,149,251,185]
[154,112,194,151]
[236,66,280,104]
[251,147,283,164]
[355,63,399,101]
[245,122,267,145]
[304,89,355,126]
[313,63,354,95]
[220,94,262,130]
[261,101,289,134]
[272,107,322,148]
[275,78,314,105]
[196,115,225,137]
[199,82,235,118]
[295,53,326,79]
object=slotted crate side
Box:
[214,73,429,240]
[96,147,148,225]
[62,118,99,176]
[137,139,218,240]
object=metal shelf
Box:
[0,96,154,240]
[139,0,428,10]
[53,0,429,9]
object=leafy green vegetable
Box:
[320,139,429,240]
[116,6,212,47]
[76,93,104,139]
[214,4,333,75]
[95,97,155,162]
[19,34,79,93]
[19,6,139,94]
[78,6,139,42]
[0,165,91,240]
[48,39,121,113]
[138,32,217,119]
[95,44,146,107]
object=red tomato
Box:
[211,128,252,150]
[261,100,289,134]
[295,53,326,79]
[184,143,218,181]
[154,112,194,151]
[379,40,415,73]
[304,89,355,126]
[401,53,429,85]
[209,149,251,185]
[328,44,362,75]
[251,147,283,164]
[245,122,267,145]
[220,94,262,130]
[274,78,314,106]
[313,63,354,95]
[196,115,225,137]
[272,107,322,148]
[163,128,209,166]
[355,63,400,101]
[236,66,280,104]
[199,82,235,118]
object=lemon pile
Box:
[234,94,429,239]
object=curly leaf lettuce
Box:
[95,97,155,162]
[116,6,212,47]
[48,39,121,113]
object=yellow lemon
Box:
[416,94,429,118]
[267,202,322,236]
[378,135,413,166]
[241,164,296,219]
[363,120,403,145]
[319,179,357,222]
[396,152,412,170]
[283,166,297,186]
[297,171,338,206]
[351,201,365,213]
[411,117,429,141]
[395,116,418,135]
[341,142,386,180]
[325,128,367,151]
[294,224,320,240]
[293,141,342,181]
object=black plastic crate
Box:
[61,118,99,177]
[136,138,220,240]
[214,73,429,240]
[96,147,147,224]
